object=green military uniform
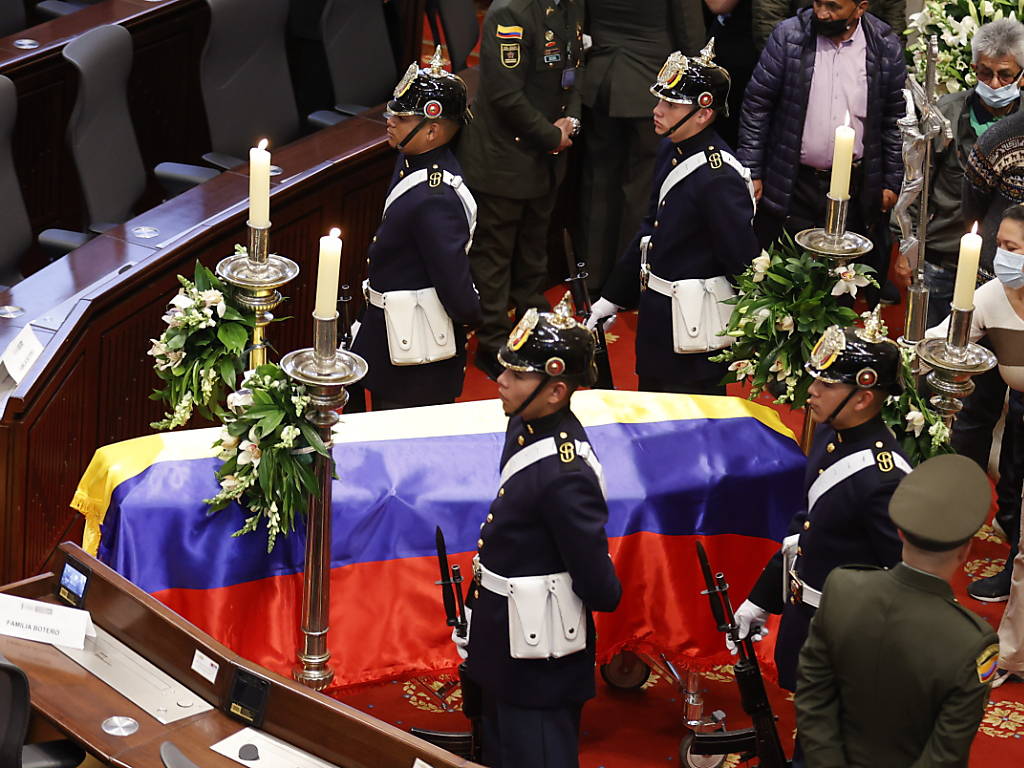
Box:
[796,454,999,768]
[576,0,704,293]
[457,0,585,370]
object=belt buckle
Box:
[640,264,650,292]
[472,557,481,583]
[788,569,803,605]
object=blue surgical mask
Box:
[976,79,1021,109]
[994,247,1024,289]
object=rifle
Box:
[337,283,367,413]
[691,540,789,768]
[410,526,481,762]
[563,231,614,389]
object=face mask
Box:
[994,246,1024,289]
[812,15,853,38]
[976,79,1021,109]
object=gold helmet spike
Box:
[856,305,888,343]
[697,38,717,67]
[429,45,446,76]
[548,291,578,329]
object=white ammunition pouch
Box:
[364,281,456,365]
[475,557,586,659]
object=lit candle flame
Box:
[843,111,850,127]
[330,227,341,238]
[971,221,978,235]
[257,138,268,151]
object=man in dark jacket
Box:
[458,0,585,380]
[587,44,759,394]
[751,0,905,50]
[738,3,906,297]
[463,294,621,768]
[577,0,705,294]
[352,51,482,409]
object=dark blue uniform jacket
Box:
[465,406,622,708]
[748,416,908,690]
[602,125,758,386]
[351,144,481,405]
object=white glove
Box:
[586,297,620,332]
[451,606,471,660]
[726,600,770,655]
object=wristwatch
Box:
[566,117,581,136]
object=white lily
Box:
[775,315,794,333]
[769,357,789,381]
[226,389,254,413]
[237,440,262,467]
[751,253,771,282]
[169,293,195,310]
[219,474,241,491]
[830,266,871,298]
[147,338,167,358]
[905,410,926,437]
[728,359,754,380]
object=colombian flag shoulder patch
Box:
[496,24,524,40]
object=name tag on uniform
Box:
[561,66,577,89]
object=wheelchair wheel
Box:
[599,650,651,690]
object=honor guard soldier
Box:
[457,293,622,768]
[797,455,999,768]
[587,42,759,395]
[457,0,585,380]
[351,48,482,409]
[730,310,911,692]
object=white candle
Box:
[829,112,855,201]
[314,228,343,319]
[249,138,271,228]
[952,222,981,311]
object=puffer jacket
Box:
[737,9,906,228]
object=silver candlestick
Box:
[281,312,367,690]
[794,195,874,265]
[217,221,300,368]
[915,306,996,428]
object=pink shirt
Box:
[800,21,867,170]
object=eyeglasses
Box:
[974,65,1024,86]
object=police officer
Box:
[797,454,998,768]
[587,43,759,395]
[459,292,622,768]
[729,310,911,692]
[351,49,482,409]
[457,0,585,380]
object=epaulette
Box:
[870,441,908,475]
[703,145,728,175]
[427,165,445,195]
[557,435,581,472]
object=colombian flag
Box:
[72,391,804,687]
[495,24,524,40]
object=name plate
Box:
[0,593,94,650]
[0,325,44,385]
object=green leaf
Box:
[217,322,248,354]
[256,410,285,437]
[219,356,237,389]
[765,271,793,287]
[194,261,211,292]
[298,421,330,457]
[165,331,187,350]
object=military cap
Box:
[650,39,732,116]
[498,292,597,387]
[889,454,991,551]
[804,307,903,395]
[387,46,470,124]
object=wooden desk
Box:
[0,113,394,582]
[1,543,478,768]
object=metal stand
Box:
[216,221,300,368]
[915,307,996,428]
[281,313,368,690]
[794,196,874,264]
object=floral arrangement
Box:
[881,347,954,464]
[204,364,328,552]
[148,261,253,429]
[711,236,875,407]
[907,0,1023,93]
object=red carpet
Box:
[327,288,1024,765]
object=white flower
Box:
[219,474,241,491]
[291,393,311,417]
[751,253,771,282]
[156,349,184,371]
[775,315,794,333]
[728,359,754,380]
[169,293,195,310]
[238,440,262,467]
[227,389,254,413]
[199,289,226,317]
[908,8,932,32]
[276,425,301,449]
[162,310,184,328]
[769,357,789,381]
[905,410,926,437]
[753,307,771,329]
[147,338,167,358]
[830,266,871,298]
[981,1,995,16]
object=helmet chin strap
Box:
[397,117,430,149]
[824,387,860,426]
[657,105,699,138]
[510,375,551,418]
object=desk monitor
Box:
[56,555,91,608]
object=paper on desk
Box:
[0,325,43,385]
[211,728,339,768]
[0,593,94,650]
